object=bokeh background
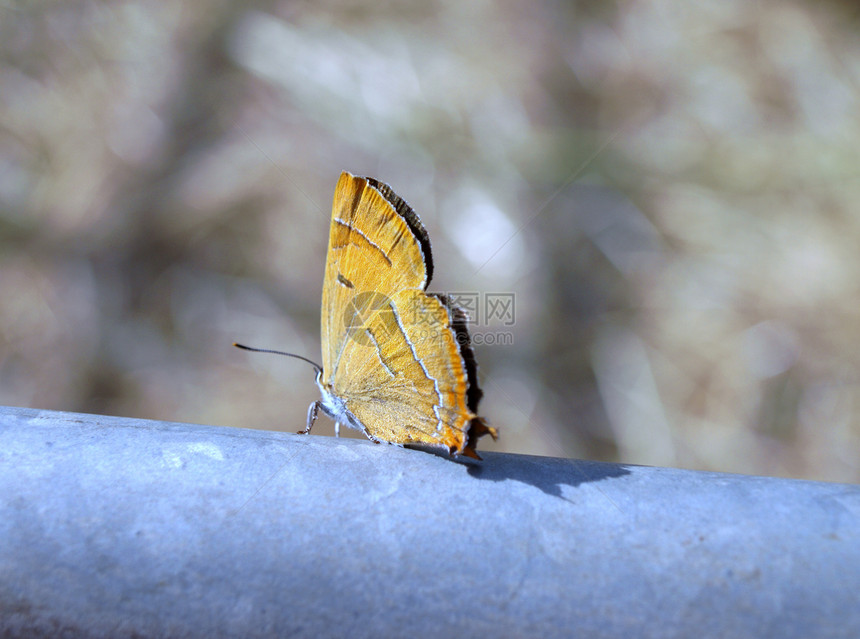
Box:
[2,0,859,482]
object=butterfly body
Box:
[308,372,381,443]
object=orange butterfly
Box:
[238,172,496,459]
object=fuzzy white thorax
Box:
[315,373,364,434]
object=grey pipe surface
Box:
[1,405,858,638]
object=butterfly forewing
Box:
[321,173,428,380]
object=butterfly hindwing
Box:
[332,289,474,452]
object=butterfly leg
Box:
[334,422,341,438]
[300,400,321,435]
[361,427,383,445]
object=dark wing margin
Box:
[432,294,497,459]
[365,176,434,286]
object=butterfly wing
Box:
[321,172,431,379]
[319,172,495,457]
[333,289,476,453]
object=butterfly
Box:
[238,171,496,459]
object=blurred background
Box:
[2,0,859,482]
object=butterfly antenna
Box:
[233,343,322,375]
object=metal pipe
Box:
[1,405,857,638]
